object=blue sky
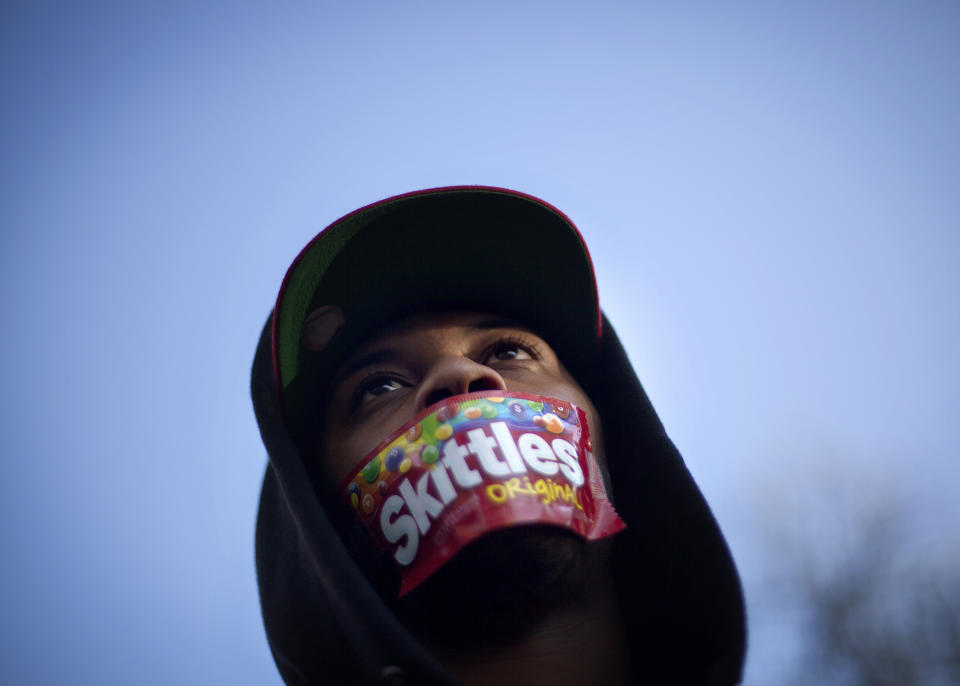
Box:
[2,2,958,684]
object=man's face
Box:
[315,310,613,646]
[320,310,604,485]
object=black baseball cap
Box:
[271,186,603,411]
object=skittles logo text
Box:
[380,419,585,565]
[342,395,588,568]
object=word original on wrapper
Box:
[340,391,626,596]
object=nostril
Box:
[419,359,508,411]
[424,377,501,409]
[468,378,502,393]
[424,388,454,408]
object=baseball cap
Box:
[271,186,603,412]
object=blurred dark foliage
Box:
[794,506,960,686]
[749,463,959,686]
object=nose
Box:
[415,355,508,411]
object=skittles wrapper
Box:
[340,391,626,596]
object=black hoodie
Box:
[252,305,747,685]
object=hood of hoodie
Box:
[252,306,747,685]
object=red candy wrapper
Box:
[340,391,626,596]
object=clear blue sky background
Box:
[2,1,957,684]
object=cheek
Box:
[322,432,378,485]
[319,420,364,485]
[320,401,378,483]
[321,409,412,484]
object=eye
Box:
[485,338,538,363]
[366,377,404,395]
[493,345,527,361]
[353,374,407,408]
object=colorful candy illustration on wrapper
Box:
[345,393,573,515]
[340,390,626,595]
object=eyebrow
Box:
[473,317,531,331]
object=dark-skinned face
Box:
[320,310,605,485]
[317,310,613,649]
